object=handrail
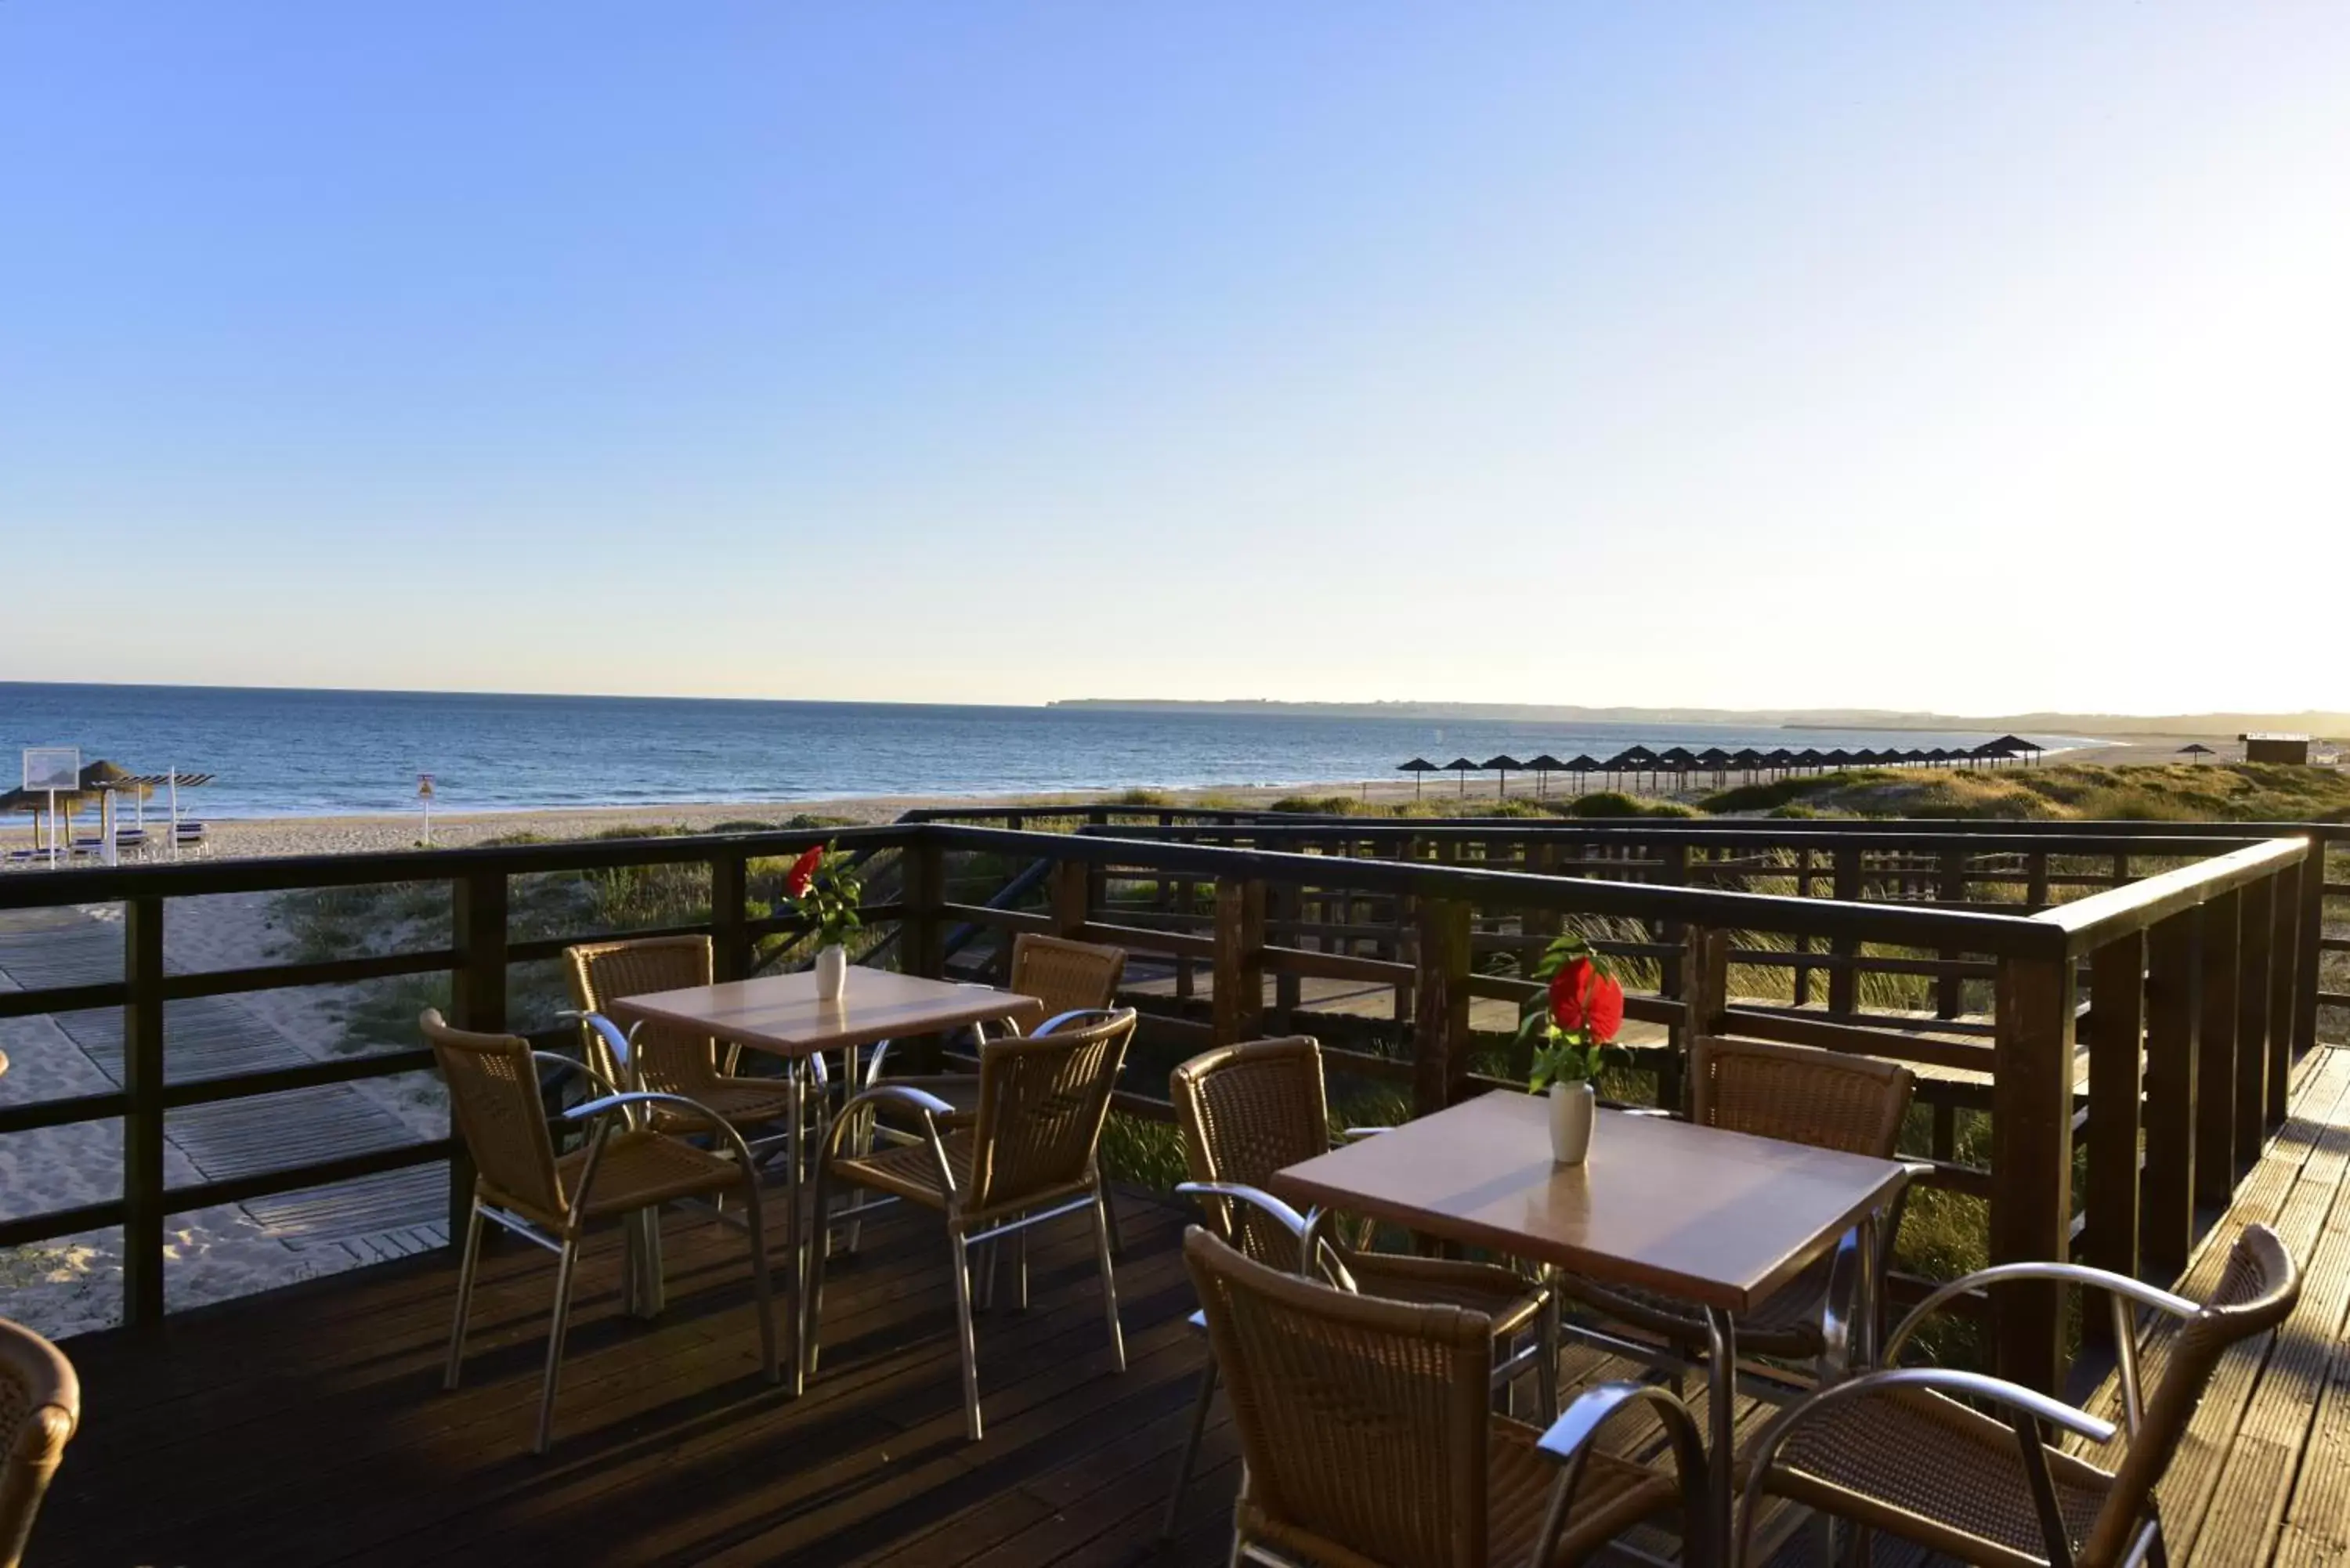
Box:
[2037,835,2311,956]
[1070,822,2283,857]
[920,823,2067,957]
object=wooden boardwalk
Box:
[0,906,446,1253]
[30,1054,2350,1567]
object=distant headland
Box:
[1047,699,2350,739]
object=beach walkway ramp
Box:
[0,906,445,1264]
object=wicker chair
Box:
[562,936,801,1146]
[422,1008,779,1454]
[865,932,1127,1104]
[1184,1225,1707,1568]
[0,1319,78,1568]
[804,1007,1137,1441]
[1162,1035,1561,1537]
[1734,1223,2299,1568]
[1558,1036,1924,1393]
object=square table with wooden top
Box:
[1270,1089,1909,1561]
[609,969,1044,1391]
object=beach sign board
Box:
[23,748,78,793]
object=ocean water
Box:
[0,683,2046,820]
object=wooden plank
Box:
[2238,875,2276,1180]
[1412,898,1472,1117]
[1991,953,2077,1394]
[2146,905,2204,1277]
[2085,930,2147,1305]
[2202,890,2243,1206]
[1209,877,1265,1046]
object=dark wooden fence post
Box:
[2269,858,2301,1128]
[1413,898,1472,1118]
[1270,880,1302,1028]
[1050,857,1090,938]
[1829,845,1862,1017]
[710,850,749,983]
[2295,835,2328,1056]
[901,836,944,981]
[2084,930,2146,1346]
[1936,849,1968,1018]
[123,894,166,1329]
[1211,876,1267,1046]
[1992,951,2077,1394]
[2196,889,2240,1205]
[2141,905,2201,1278]
[2233,876,2273,1171]
[1672,926,1730,1115]
[450,870,508,1241]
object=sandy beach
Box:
[36,733,2182,865]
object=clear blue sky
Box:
[3,5,2343,713]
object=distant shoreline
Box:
[44,739,2214,862]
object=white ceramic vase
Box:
[815,943,848,1002]
[1548,1080,1596,1165]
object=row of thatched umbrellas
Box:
[1396,735,2047,797]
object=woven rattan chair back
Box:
[967,1008,1135,1216]
[0,1319,77,1568]
[563,936,720,1098]
[2079,1224,2298,1566]
[1184,1225,1493,1568]
[1009,933,1127,1021]
[1170,1036,1329,1270]
[421,1009,567,1223]
[1691,1035,1914,1158]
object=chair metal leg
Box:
[1536,1288,1561,1421]
[442,1202,486,1391]
[533,1237,583,1454]
[804,1160,836,1378]
[1160,1358,1219,1540]
[949,1229,985,1441]
[741,1178,779,1386]
[1014,1224,1030,1311]
[1101,1178,1125,1260]
[844,1045,867,1255]
[1091,1191,1126,1371]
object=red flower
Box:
[785,845,823,900]
[1549,957,1625,1043]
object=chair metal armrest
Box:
[1174,1180,1311,1240]
[557,1089,761,1200]
[1176,1181,1358,1292]
[1597,1101,1672,1117]
[1886,1262,2197,1364]
[826,1085,958,1193]
[1734,1366,2118,1568]
[529,1050,627,1100]
[1336,1125,1396,1142]
[557,1010,644,1082]
[1532,1381,1710,1566]
[1885,1258,2196,1437]
[1036,1007,1124,1036]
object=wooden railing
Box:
[0,815,2338,1400]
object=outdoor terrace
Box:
[0,810,2345,1563]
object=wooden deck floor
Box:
[31,1054,2350,1567]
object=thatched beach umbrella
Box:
[1397,757,1438,799]
[1611,745,1659,789]
[1823,749,1855,771]
[1564,754,1600,792]
[1443,757,1480,797]
[1850,748,1882,767]
[1695,746,1732,786]
[2178,742,2214,764]
[1792,748,1825,773]
[1729,747,1765,782]
[1524,754,1567,797]
[1763,747,1794,777]
[1480,754,1524,797]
